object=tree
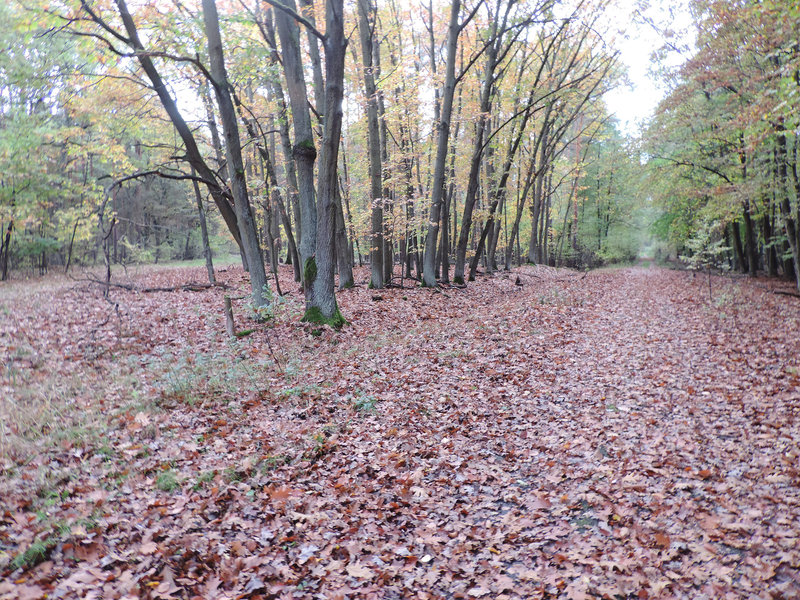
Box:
[202,0,268,307]
[357,0,385,289]
[422,0,472,287]
[647,0,800,290]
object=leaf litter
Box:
[0,263,798,599]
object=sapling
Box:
[680,219,730,302]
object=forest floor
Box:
[1,262,799,600]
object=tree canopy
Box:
[2,0,798,301]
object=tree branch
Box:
[260,0,325,42]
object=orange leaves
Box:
[653,532,671,549]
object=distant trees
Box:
[647,0,800,290]
[2,0,639,310]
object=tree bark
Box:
[453,3,505,284]
[776,120,800,290]
[191,167,216,284]
[422,0,462,287]
[110,0,243,256]
[304,0,346,325]
[202,0,268,307]
[358,0,384,289]
[730,221,747,274]
[274,1,318,298]
[260,13,303,259]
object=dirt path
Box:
[1,265,798,599]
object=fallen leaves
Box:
[1,264,799,598]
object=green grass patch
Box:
[156,469,179,493]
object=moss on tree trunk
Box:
[301,305,347,328]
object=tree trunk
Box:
[304,0,346,325]
[0,219,12,281]
[274,1,317,298]
[334,176,353,289]
[453,11,503,284]
[776,119,800,290]
[261,13,303,259]
[191,172,216,285]
[730,221,747,274]
[298,0,325,129]
[202,0,268,307]
[422,0,462,287]
[742,202,758,278]
[358,0,384,289]
[236,97,301,282]
[762,210,778,277]
[505,154,536,270]
[111,0,243,256]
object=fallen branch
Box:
[141,282,229,293]
[82,276,228,293]
[748,282,800,299]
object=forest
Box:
[1,0,799,598]
[1,0,798,300]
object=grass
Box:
[278,383,322,401]
[352,393,378,412]
[11,538,52,570]
[193,470,217,491]
[259,454,292,473]
[0,261,302,574]
[152,345,273,407]
[156,469,179,492]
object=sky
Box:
[602,0,694,137]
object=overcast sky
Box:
[603,0,694,137]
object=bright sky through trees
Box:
[603,0,693,136]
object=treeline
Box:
[647,0,800,290]
[1,0,644,320]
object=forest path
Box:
[1,265,799,599]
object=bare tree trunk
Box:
[440,83,463,283]
[235,97,301,282]
[340,142,362,267]
[202,0,268,307]
[453,22,499,284]
[305,0,346,325]
[358,0,384,289]
[191,167,216,284]
[110,0,244,256]
[299,0,325,128]
[274,1,317,298]
[296,0,350,289]
[260,13,303,259]
[505,153,536,270]
[0,219,12,281]
[422,0,463,287]
[64,218,80,275]
[776,120,800,290]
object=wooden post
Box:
[224,296,236,337]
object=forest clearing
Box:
[1,263,799,599]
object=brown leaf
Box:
[345,562,373,579]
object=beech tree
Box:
[3,0,657,301]
[647,0,800,290]
[201,0,268,306]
